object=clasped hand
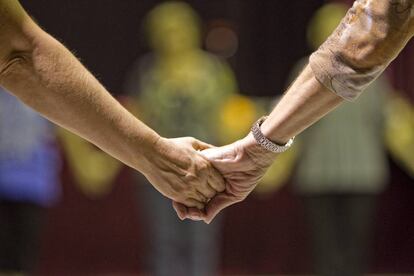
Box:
[151,134,277,224]
[141,136,226,210]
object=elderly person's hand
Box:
[143,137,226,210]
[173,134,278,223]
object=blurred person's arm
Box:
[175,0,414,222]
[0,1,225,209]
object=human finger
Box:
[195,189,213,203]
[204,193,237,224]
[196,181,217,200]
[173,201,206,221]
[172,201,187,220]
[207,166,226,192]
[188,137,215,151]
[186,207,205,221]
[183,197,205,210]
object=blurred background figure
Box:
[0,88,61,275]
[124,2,238,275]
[385,92,414,179]
[291,3,391,276]
[58,128,122,199]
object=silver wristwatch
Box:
[251,116,295,153]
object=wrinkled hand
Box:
[173,134,278,223]
[142,137,225,210]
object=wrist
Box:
[130,130,162,174]
[251,116,295,154]
[239,133,278,167]
[260,120,292,145]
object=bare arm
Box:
[174,65,344,222]
[263,0,414,144]
[0,1,159,170]
[177,0,414,222]
[260,64,343,144]
[0,0,224,209]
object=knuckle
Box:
[215,178,225,186]
[210,181,225,192]
[199,163,210,173]
[187,191,198,200]
[195,161,204,169]
[184,136,194,144]
[189,189,202,199]
[216,185,225,193]
[206,190,216,198]
[196,194,208,203]
[184,173,197,182]
[195,190,207,199]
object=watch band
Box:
[251,116,295,153]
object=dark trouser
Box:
[0,200,44,273]
[303,194,377,276]
[137,177,222,276]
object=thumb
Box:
[201,143,237,161]
[204,193,238,224]
[173,201,206,221]
[172,201,187,220]
[188,137,216,151]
